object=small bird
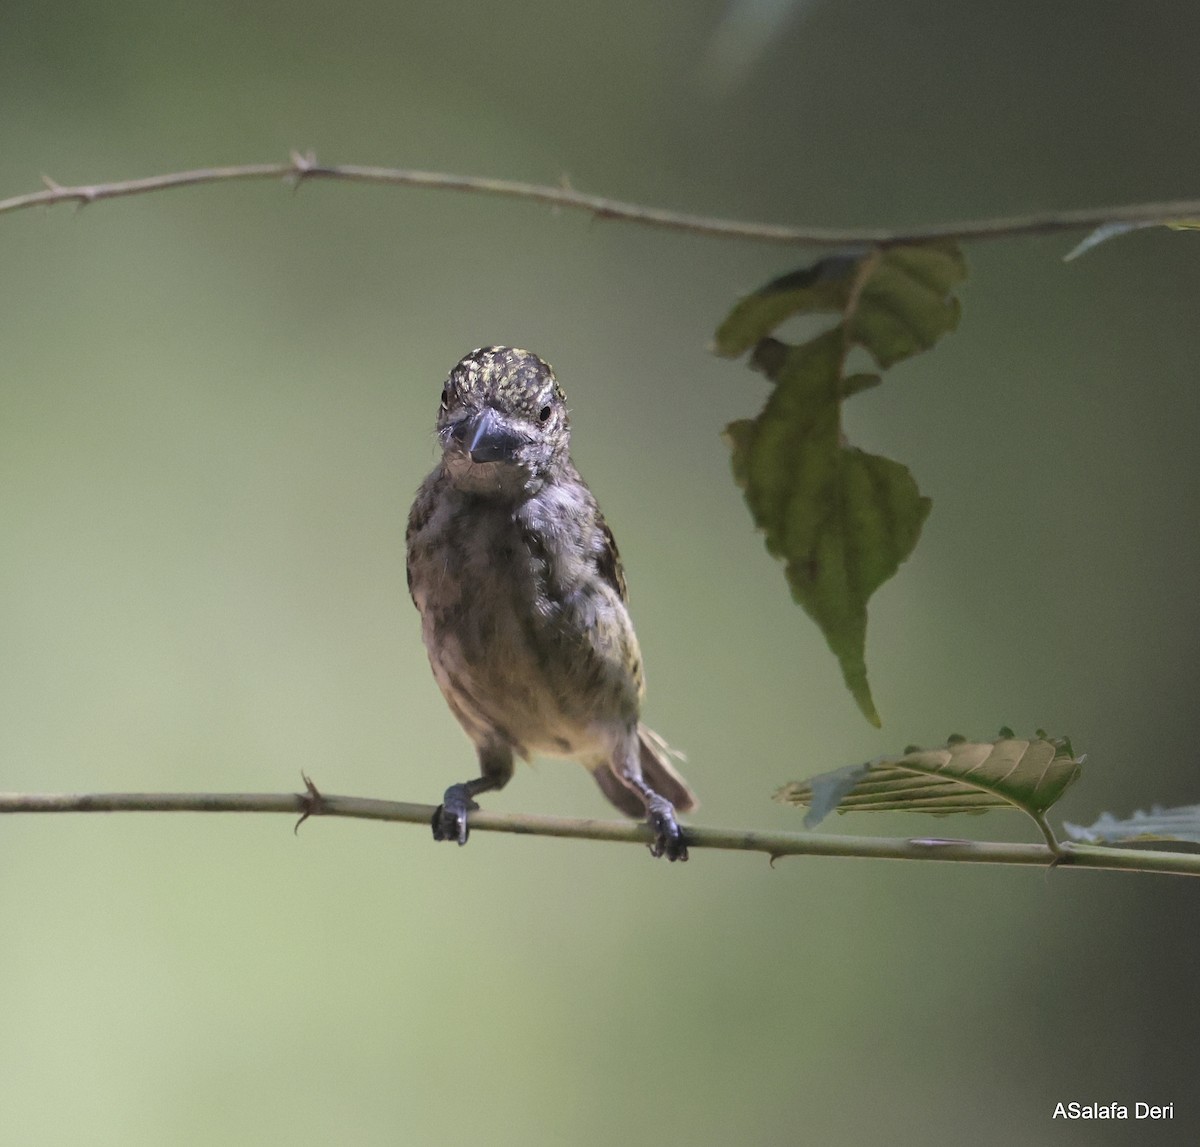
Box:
[406,347,697,861]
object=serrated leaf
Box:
[714,254,863,357]
[723,328,932,725]
[1063,805,1200,845]
[714,241,966,367]
[776,735,1083,831]
[716,243,963,725]
[850,244,966,368]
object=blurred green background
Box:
[2,2,1198,1144]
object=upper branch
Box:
[3,152,1199,248]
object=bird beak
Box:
[456,407,527,464]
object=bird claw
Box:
[432,784,479,846]
[646,796,688,862]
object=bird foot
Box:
[646,796,688,862]
[432,783,479,846]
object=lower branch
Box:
[1,789,1197,876]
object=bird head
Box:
[435,347,571,494]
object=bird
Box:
[405,346,697,861]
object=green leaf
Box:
[724,330,931,724]
[850,244,966,367]
[716,243,963,724]
[714,254,862,357]
[777,734,1084,835]
[714,242,966,366]
[1063,805,1200,845]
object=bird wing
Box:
[589,504,645,701]
[404,468,444,604]
[594,513,628,604]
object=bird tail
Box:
[591,724,698,818]
[638,724,698,813]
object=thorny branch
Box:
[2,787,1198,877]
[3,150,1199,249]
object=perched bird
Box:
[406,347,696,861]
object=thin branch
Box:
[3,152,1199,248]
[2,788,1198,876]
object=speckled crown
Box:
[448,347,566,418]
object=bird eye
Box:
[538,405,552,422]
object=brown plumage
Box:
[406,347,696,860]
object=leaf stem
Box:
[1032,810,1063,856]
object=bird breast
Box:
[408,478,639,760]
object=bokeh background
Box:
[2,2,1198,1144]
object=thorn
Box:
[294,770,324,834]
[41,174,63,193]
[768,852,783,868]
[287,149,318,194]
[290,148,317,172]
[72,186,98,214]
[1040,851,1067,883]
[551,172,573,217]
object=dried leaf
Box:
[778,734,1083,832]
